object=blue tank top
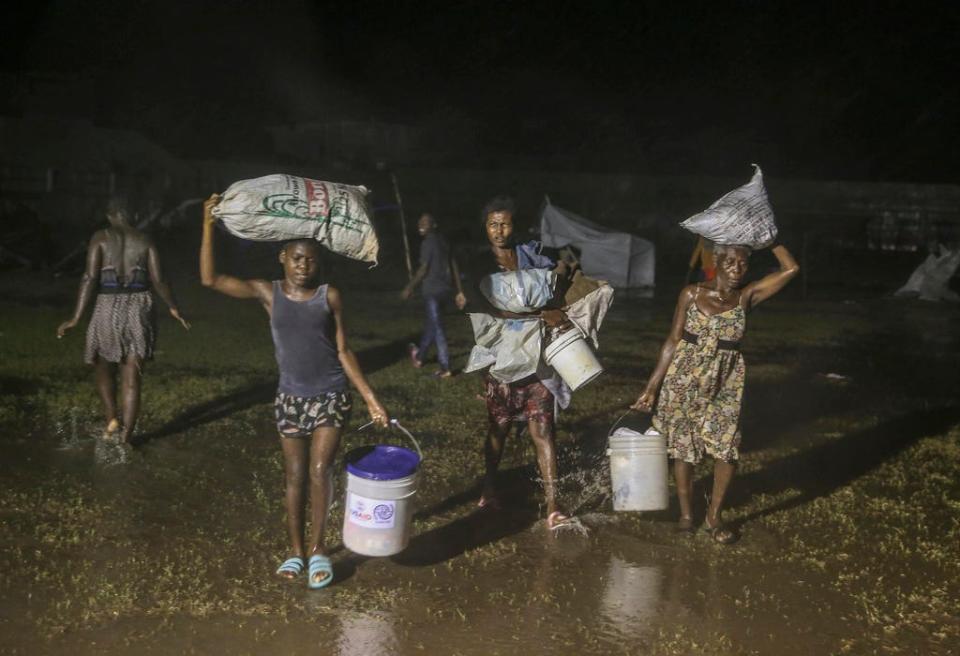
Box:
[270,282,347,397]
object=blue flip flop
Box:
[308,554,334,589]
[276,556,305,579]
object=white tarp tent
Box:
[539,199,655,288]
[894,246,960,302]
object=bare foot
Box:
[478,481,500,510]
[477,493,501,510]
[407,343,422,368]
[103,418,120,438]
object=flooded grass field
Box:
[1,274,958,655]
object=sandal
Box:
[276,556,304,580]
[702,519,738,544]
[308,554,334,589]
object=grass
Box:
[0,271,958,654]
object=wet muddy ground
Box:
[1,275,959,655]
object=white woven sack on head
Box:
[212,174,379,264]
[680,165,777,250]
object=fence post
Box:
[391,172,414,280]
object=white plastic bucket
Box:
[343,470,417,557]
[607,426,668,511]
[544,328,603,391]
[342,420,422,557]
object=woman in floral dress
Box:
[632,242,799,543]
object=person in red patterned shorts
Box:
[474,196,574,530]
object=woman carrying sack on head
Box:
[632,242,799,543]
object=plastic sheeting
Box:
[465,273,615,386]
[464,315,543,383]
[480,269,557,313]
[563,283,615,349]
[466,267,553,382]
[895,247,960,302]
[539,201,654,288]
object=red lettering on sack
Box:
[304,179,329,218]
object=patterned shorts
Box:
[484,375,554,426]
[274,391,352,438]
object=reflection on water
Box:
[336,611,397,656]
[601,555,664,639]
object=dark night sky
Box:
[3,0,958,182]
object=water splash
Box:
[94,438,131,466]
[55,407,87,450]
[559,443,613,515]
[549,514,591,537]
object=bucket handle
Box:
[354,418,424,463]
[607,408,637,439]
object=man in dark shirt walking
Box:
[401,213,466,377]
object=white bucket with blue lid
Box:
[342,420,422,557]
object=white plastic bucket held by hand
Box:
[342,420,422,557]
[544,328,603,391]
[607,424,668,512]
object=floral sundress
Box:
[652,292,746,463]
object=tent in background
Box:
[894,246,960,302]
[539,198,655,288]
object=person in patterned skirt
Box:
[632,243,799,543]
[57,195,190,444]
[200,193,389,589]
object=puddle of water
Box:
[0,417,896,656]
[336,611,399,656]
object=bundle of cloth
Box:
[465,265,614,389]
[465,268,556,383]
